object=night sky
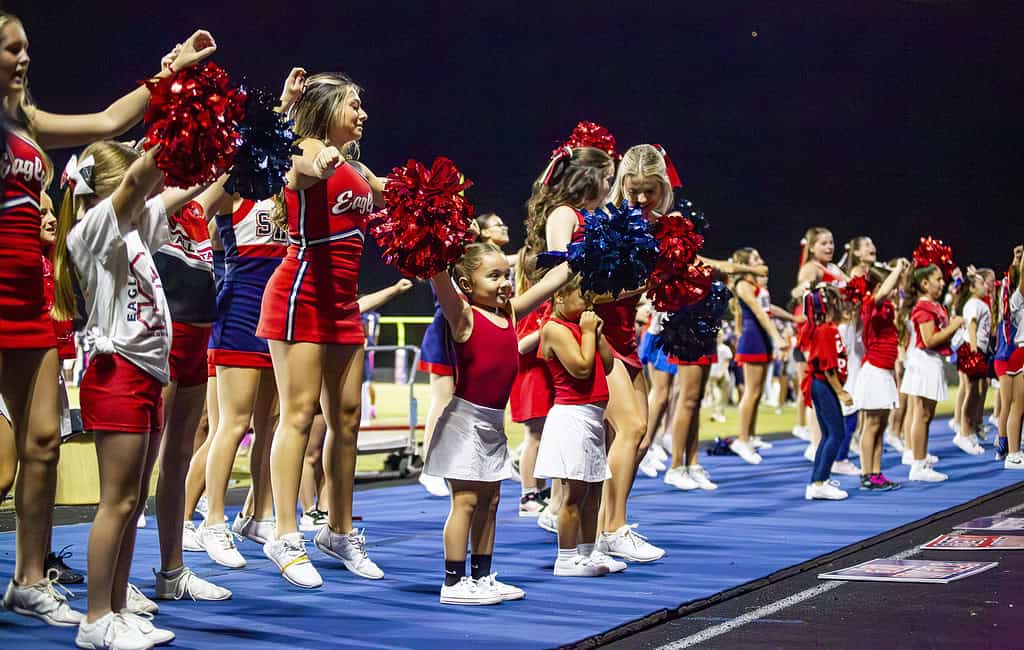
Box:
[14,1,1024,320]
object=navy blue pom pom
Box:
[224,85,300,200]
[566,201,658,296]
[656,281,732,361]
[672,189,710,235]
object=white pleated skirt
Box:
[423,396,511,482]
[853,361,899,411]
[900,347,948,403]
[534,403,611,483]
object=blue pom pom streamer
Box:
[566,201,658,297]
[224,85,300,200]
[656,281,732,361]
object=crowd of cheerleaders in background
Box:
[1,13,1023,647]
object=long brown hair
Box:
[896,264,939,346]
[842,236,871,275]
[524,147,613,254]
[799,226,832,269]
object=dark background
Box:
[14,0,1024,322]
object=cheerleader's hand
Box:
[838,390,854,407]
[279,67,307,112]
[159,43,183,75]
[394,278,413,293]
[312,146,343,179]
[172,30,217,71]
[580,310,601,332]
[753,264,769,277]
[950,315,964,330]
[1012,245,1023,264]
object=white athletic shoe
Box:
[660,432,674,455]
[803,444,818,463]
[710,413,727,424]
[902,449,939,466]
[553,554,607,577]
[831,459,860,476]
[688,465,718,490]
[664,466,699,491]
[195,495,209,520]
[264,533,322,589]
[588,550,627,573]
[805,482,849,500]
[439,576,502,605]
[125,583,158,616]
[884,429,906,453]
[182,521,204,553]
[299,508,328,532]
[792,425,812,441]
[729,439,762,465]
[596,525,665,563]
[1003,451,1024,470]
[314,527,384,579]
[154,566,231,601]
[953,434,984,456]
[751,436,773,450]
[974,424,990,442]
[909,461,948,482]
[240,518,275,545]
[948,418,960,434]
[418,472,450,497]
[477,573,525,600]
[638,452,660,478]
[2,573,83,627]
[119,611,175,646]
[537,508,558,534]
[75,612,152,650]
[230,512,251,537]
[199,523,246,569]
[136,512,147,529]
[651,443,669,464]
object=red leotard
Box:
[510,301,554,422]
[861,295,898,370]
[41,252,75,360]
[911,300,952,356]
[257,163,374,344]
[543,317,609,405]
[453,307,519,410]
[0,130,57,349]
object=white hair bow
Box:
[59,155,96,197]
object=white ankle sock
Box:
[557,548,577,562]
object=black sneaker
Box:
[537,486,552,507]
[45,545,85,585]
[874,473,901,491]
[859,475,876,490]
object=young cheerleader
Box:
[802,286,851,500]
[427,242,571,605]
[1002,248,1024,469]
[951,268,995,455]
[994,246,1022,461]
[535,278,626,576]
[900,264,963,482]
[852,258,910,490]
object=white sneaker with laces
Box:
[439,576,502,605]
[596,525,665,563]
[299,508,327,532]
[902,450,939,465]
[477,573,525,600]
[831,459,860,476]
[588,550,627,573]
[803,444,817,463]
[418,472,450,497]
[2,572,83,627]
[730,439,762,465]
[125,583,158,615]
[909,460,948,482]
[553,554,607,577]
[537,508,558,534]
[805,482,849,500]
[200,523,246,569]
[638,452,660,478]
[241,518,276,545]
[688,465,718,490]
[884,429,906,453]
[195,495,209,520]
[663,466,698,491]
[264,532,322,589]
[182,521,204,553]
[230,512,251,537]
[751,436,773,450]
[1004,451,1024,469]
[154,566,231,601]
[75,612,152,650]
[314,527,384,579]
[953,434,984,456]
[651,443,668,462]
[792,425,811,441]
[119,610,175,646]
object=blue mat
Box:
[2,424,1020,649]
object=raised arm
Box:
[510,262,571,317]
[874,258,909,303]
[698,255,767,277]
[161,174,227,218]
[109,149,165,233]
[288,139,341,188]
[357,279,413,313]
[430,271,473,343]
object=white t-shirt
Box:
[953,297,992,353]
[1011,290,1024,348]
[68,196,172,384]
[709,342,733,378]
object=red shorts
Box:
[207,351,217,379]
[80,354,163,434]
[1006,348,1024,376]
[169,322,212,388]
[669,354,718,367]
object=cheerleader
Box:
[535,278,626,576]
[994,246,1022,460]
[951,268,995,455]
[1002,248,1024,469]
[427,243,571,604]
[0,17,213,630]
[639,310,675,479]
[852,258,910,489]
[900,264,963,482]
[801,286,851,500]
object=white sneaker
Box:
[804,444,818,463]
[439,576,502,605]
[730,439,762,465]
[125,583,158,616]
[909,461,948,482]
[1003,451,1024,470]
[663,466,698,491]
[902,449,939,465]
[230,512,251,537]
[264,532,322,589]
[154,566,231,601]
[2,573,83,627]
[805,482,849,500]
[299,508,328,532]
[638,452,660,478]
[688,465,718,490]
[241,518,275,545]
[710,413,726,424]
[199,523,246,569]
[651,443,669,464]
[588,550,627,573]
[596,525,665,563]
[884,429,906,453]
[418,472,450,497]
[831,459,860,476]
[477,573,525,600]
[314,527,384,579]
[195,495,209,520]
[553,554,607,577]
[751,436,773,450]
[537,508,558,534]
[75,612,153,650]
[182,521,204,552]
[792,425,812,441]
[953,434,984,456]
[948,418,960,434]
[974,424,989,442]
[136,512,147,529]
[660,432,674,456]
[119,610,175,646]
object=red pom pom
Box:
[842,275,869,304]
[557,121,619,159]
[913,236,956,278]
[144,62,245,188]
[956,343,989,379]
[369,156,475,279]
[650,261,713,313]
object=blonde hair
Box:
[0,13,37,136]
[607,144,673,215]
[800,227,832,268]
[53,141,140,320]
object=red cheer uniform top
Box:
[509,301,554,422]
[41,252,76,360]
[543,317,609,405]
[911,300,952,356]
[801,321,847,403]
[861,295,898,370]
[453,307,520,410]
